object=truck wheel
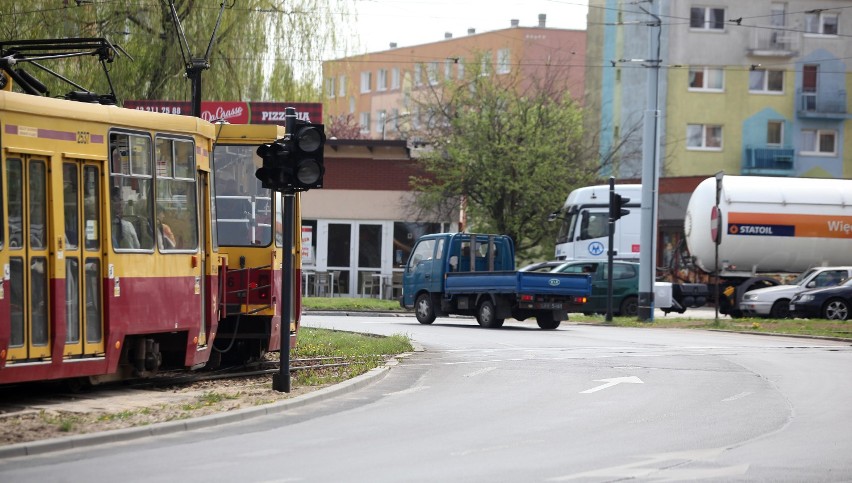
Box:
[415,293,436,324]
[822,298,849,321]
[536,313,560,330]
[769,299,791,319]
[619,296,638,317]
[477,300,504,328]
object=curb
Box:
[0,354,413,459]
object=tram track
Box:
[0,356,360,421]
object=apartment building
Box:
[587,0,852,269]
[588,0,851,180]
[322,14,587,140]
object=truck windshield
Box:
[556,208,579,244]
[407,239,436,272]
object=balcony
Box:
[747,27,800,57]
[797,89,847,119]
[742,146,794,176]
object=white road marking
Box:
[580,376,644,394]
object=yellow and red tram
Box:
[0,90,300,385]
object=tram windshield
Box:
[212,145,274,247]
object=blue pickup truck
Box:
[401,233,592,329]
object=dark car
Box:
[552,260,639,316]
[789,277,852,321]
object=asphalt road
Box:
[1,313,850,482]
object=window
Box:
[393,222,441,268]
[802,65,818,92]
[360,71,371,93]
[690,7,725,30]
[376,110,386,135]
[428,61,439,85]
[391,68,400,89]
[480,52,491,76]
[749,69,784,93]
[407,238,436,273]
[579,212,608,240]
[687,124,723,150]
[688,67,724,91]
[801,129,836,155]
[110,132,154,250]
[325,77,335,98]
[414,63,422,86]
[338,75,346,97]
[377,69,387,91]
[445,59,452,79]
[391,108,400,131]
[805,11,838,35]
[155,137,198,251]
[457,59,465,79]
[359,112,371,133]
[497,48,511,74]
[767,121,784,145]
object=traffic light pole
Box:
[272,108,298,393]
[272,190,295,393]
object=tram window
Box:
[83,166,100,251]
[155,137,198,251]
[85,258,102,343]
[110,132,154,251]
[212,144,271,247]
[29,161,47,249]
[63,164,79,249]
[7,159,22,249]
[9,258,24,347]
[66,258,80,344]
[31,257,48,346]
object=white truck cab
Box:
[740,266,852,318]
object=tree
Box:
[326,113,367,139]
[409,54,601,259]
[0,1,354,104]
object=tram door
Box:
[197,171,208,347]
[62,163,104,357]
[6,156,51,361]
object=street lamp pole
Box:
[637,1,662,322]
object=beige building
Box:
[322,14,587,140]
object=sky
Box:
[349,0,589,54]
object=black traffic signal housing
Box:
[609,191,630,221]
[255,120,326,192]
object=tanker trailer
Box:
[683,175,852,317]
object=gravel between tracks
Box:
[0,373,329,447]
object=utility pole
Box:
[637,1,662,322]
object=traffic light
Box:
[255,141,289,190]
[609,191,630,221]
[288,120,325,190]
[254,120,326,192]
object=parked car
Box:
[518,260,564,272]
[789,277,852,321]
[552,260,639,316]
[740,266,852,318]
